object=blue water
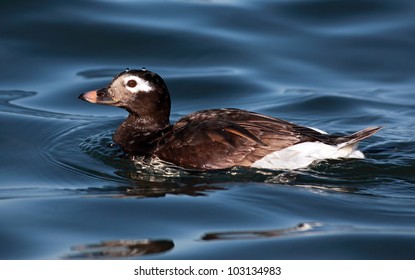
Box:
[1,0,415,259]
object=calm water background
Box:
[1,0,415,259]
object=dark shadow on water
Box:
[63,223,320,259]
[62,222,415,259]
[201,222,415,242]
[202,222,323,241]
[87,159,396,199]
[83,184,226,198]
[64,239,174,259]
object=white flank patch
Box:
[251,141,364,170]
[124,76,153,93]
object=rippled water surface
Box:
[1,0,415,259]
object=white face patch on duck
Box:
[123,76,153,94]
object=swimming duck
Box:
[79,69,381,170]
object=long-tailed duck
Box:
[79,69,381,170]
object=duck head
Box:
[79,69,171,125]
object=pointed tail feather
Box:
[336,126,382,148]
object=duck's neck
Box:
[113,113,171,155]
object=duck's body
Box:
[79,69,381,170]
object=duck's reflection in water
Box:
[64,239,174,259]
[84,182,226,198]
[122,183,226,197]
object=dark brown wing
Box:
[154,109,313,169]
[154,109,381,170]
[154,120,258,169]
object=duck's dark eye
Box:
[127,80,137,87]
